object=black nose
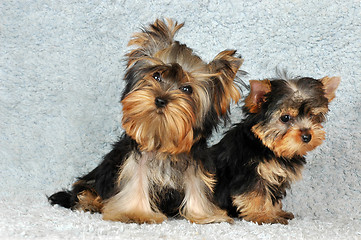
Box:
[301,134,312,143]
[155,97,167,108]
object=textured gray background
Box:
[1,0,360,239]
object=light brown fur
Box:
[244,79,271,113]
[102,19,242,224]
[257,158,303,187]
[122,78,198,154]
[252,116,326,158]
[229,76,341,224]
[233,191,294,225]
[180,164,232,224]
[102,152,232,224]
[231,158,302,225]
[75,190,103,213]
[102,152,167,223]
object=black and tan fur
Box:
[212,75,340,224]
[49,19,243,224]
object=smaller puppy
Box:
[212,75,340,224]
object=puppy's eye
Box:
[152,72,162,82]
[180,85,193,94]
[280,114,291,123]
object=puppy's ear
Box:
[208,50,243,116]
[320,76,341,102]
[244,80,271,113]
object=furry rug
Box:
[1,0,360,239]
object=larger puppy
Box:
[49,19,243,224]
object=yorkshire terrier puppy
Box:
[48,19,243,224]
[212,75,340,224]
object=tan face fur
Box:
[247,76,340,158]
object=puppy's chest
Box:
[125,151,189,189]
[256,158,304,186]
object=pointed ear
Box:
[320,76,341,102]
[244,80,271,113]
[208,50,243,116]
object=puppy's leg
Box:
[75,187,103,212]
[102,153,166,224]
[49,179,103,212]
[233,191,294,225]
[180,165,233,224]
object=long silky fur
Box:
[48,18,244,224]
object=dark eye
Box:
[280,114,291,123]
[180,85,193,94]
[152,72,162,82]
